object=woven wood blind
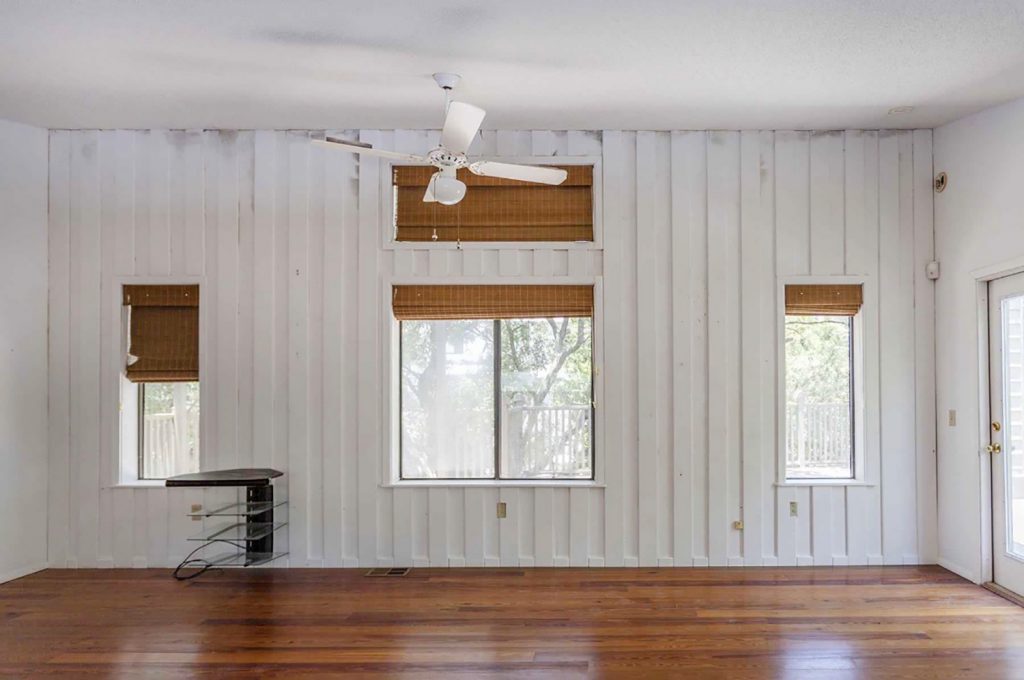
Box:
[393,165,593,242]
[392,285,594,320]
[122,285,199,382]
[785,284,863,316]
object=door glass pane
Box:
[141,382,200,479]
[500,317,593,479]
[785,315,854,479]
[1003,295,1024,556]
[400,320,495,479]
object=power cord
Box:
[173,539,247,581]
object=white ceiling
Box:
[3,0,1024,131]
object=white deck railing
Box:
[503,404,592,478]
[143,410,199,479]
[785,400,851,473]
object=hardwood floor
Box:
[1,566,1022,678]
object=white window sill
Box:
[775,480,875,488]
[386,241,601,251]
[110,480,167,489]
[383,480,604,489]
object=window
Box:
[783,283,862,481]
[140,382,200,479]
[395,285,594,481]
[392,165,594,242]
[121,284,200,481]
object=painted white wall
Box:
[0,118,49,583]
[934,96,1024,583]
[45,128,937,569]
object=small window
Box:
[783,284,862,481]
[392,165,594,243]
[395,285,594,481]
[121,284,200,481]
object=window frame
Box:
[776,275,871,487]
[397,317,596,482]
[377,153,604,252]
[383,276,605,488]
[113,276,206,488]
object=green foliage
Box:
[785,315,851,404]
[500,317,592,407]
[142,382,200,415]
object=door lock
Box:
[987,443,1002,454]
[993,421,1002,432]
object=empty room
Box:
[4,1,1024,677]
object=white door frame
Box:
[972,255,1024,584]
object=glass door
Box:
[990,271,1024,595]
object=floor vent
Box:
[365,567,411,577]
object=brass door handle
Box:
[987,443,1002,454]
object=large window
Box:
[396,285,594,481]
[783,283,862,481]
[122,284,201,481]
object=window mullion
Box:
[138,384,146,480]
[493,319,501,480]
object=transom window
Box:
[783,283,863,481]
[395,285,594,480]
[392,165,594,243]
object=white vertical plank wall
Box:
[47,129,936,568]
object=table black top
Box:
[165,468,284,488]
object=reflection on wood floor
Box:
[2,566,1022,678]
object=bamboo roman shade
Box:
[393,165,593,242]
[122,285,199,382]
[785,284,863,316]
[392,285,594,320]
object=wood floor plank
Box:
[1,566,1021,678]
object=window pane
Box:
[401,320,495,479]
[785,315,853,479]
[1001,295,1024,556]
[500,317,593,479]
[141,382,200,479]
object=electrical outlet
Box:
[789,501,798,517]
[948,409,957,427]
[496,502,507,519]
[191,503,203,521]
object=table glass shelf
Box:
[188,521,288,543]
[206,551,289,568]
[187,498,288,518]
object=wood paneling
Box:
[3,567,1021,678]
[46,129,935,569]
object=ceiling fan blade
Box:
[468,161,568,185]
[440,102,486,154]
[423,173,438,202]
[313,137,425,162]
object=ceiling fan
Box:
[313,73,568,206]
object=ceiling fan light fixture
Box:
[430,173,467,205]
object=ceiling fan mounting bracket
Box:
[427,147,467,169]
[432,73,461,91]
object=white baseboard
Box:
[937,556,980,583]
[0,562,47,584]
